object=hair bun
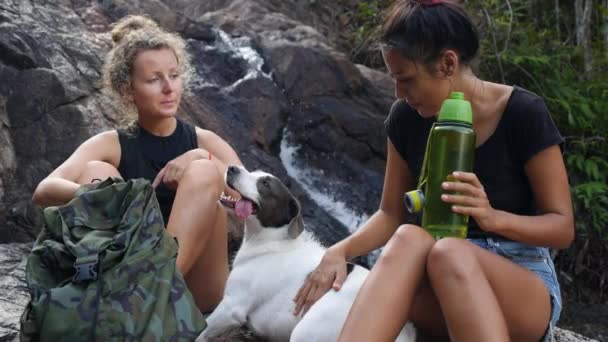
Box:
[110,15,159,45]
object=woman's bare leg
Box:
[166,159,228,312]
[408,277,450,341]
[338,225,436,342]
[76,161,122,184]
[184,206,228,312]
[427,238,552,342]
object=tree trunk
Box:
[575,0,594,75]
[604,0,608,55]
[529,0,537,26]
[555,0,560,41]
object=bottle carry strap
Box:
[416,122,436,190]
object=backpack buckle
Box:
[73,254,99,282]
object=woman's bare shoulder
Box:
[82,130,121,166]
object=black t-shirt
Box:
[117,119,198,224]
[384,86,564,237]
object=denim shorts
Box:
[468,237,562,342]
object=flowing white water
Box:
[190,29,272,90]
[216,30,272,88]
[279,129,368,232]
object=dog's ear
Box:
[288,214,304,239]
[287,199,304,239]
[288,198,299,219]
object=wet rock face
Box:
[1,2,385,336]
[0,0,394,245]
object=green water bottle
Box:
[404,92,476,238]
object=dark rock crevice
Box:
[49,94,91,116]
[0,31,38,70]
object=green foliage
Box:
[348,0,393,67]
[348,0,608,239]
[471,0,608,238]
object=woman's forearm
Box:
[492,210,574,249]
[32,178,81,207]
[335,209,402,261]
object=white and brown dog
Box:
[196,166,416,342]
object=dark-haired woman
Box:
[293,1,573,341]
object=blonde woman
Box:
[32,15,240,312]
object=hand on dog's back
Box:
[293,245,349,316]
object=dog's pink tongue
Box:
[235,199,254,220]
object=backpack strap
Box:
[73,252,104,342]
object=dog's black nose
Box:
[227,166,240,177]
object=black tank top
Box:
[118,119,198,223]
[384,86,564,238]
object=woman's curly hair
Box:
[102,15,193,123]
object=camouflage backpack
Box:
[20,177,206,341]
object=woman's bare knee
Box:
[179,159,223,196]
[389,224,434,249]
[379,224,435,264]
[77,161,121,185]
[427,238,479,283]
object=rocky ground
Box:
[0,242,600,342]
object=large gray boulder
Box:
[0,0,392,245]
[0,244,30,342]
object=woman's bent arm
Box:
[338,139,414,259]
[491,145,574,248]
[293,139,416,315]
[32,131,120,206]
